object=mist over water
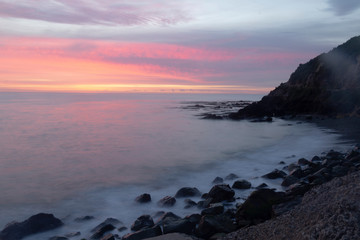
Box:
[0,92,349,238]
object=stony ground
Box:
[220,170,360,240]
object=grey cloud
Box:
[0,0,190,26]
[327,0,360,16]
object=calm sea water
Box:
[0,92,349,239]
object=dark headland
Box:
[1,37,360,240]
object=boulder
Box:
[90,224,115,239]
[155,212,181,226]
[91,218,122,233]
[196,214,237,239]
[281,175,299,187]
[232,180,251,189]
[262,169,287,179]
[175,187,201,198]
[236,189,285,225]
[122,225,162,240]
[201,203,224,216]
[0,213,63,240]
[184,199,197,209]
[74,215,94,222]
[224,173,239,180]
[135,193,151,203]
[212,177,224,184]
[255,183,269,189]
[185,214,201,225]
[163,218,194,235]
[208,184,235,203]
[158,196,176,207]
[131,215,154,231]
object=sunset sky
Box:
[1,0,360,94]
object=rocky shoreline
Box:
[1,139,359,240]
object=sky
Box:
[0,0,359,94]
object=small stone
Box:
[135,193,151,203]
[175,187,201,198]
[158,196,176,207]
[262,169,287,179]
[232,180,251,189]
[212,177,224,184]
[225,173,239,180]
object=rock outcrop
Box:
[230,35,360,119]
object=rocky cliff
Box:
[230,36,360,119]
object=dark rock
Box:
[197,199,212,209]
[224,173,239,180]
[184,199,197,209]
[212,177,224,184]
[185,214,201,225]
[279,161,286,164]
[262,169,287,179]
[91,218,122,233]
[272,196,302,216]
[163,218,194,235]
[232,180,252,189]
[297,158,311,165]
[288,168,305,178]
[281,175,299,187]
[175,187,201,198]
[74,215,94,222]
[131,215,154,231]
[202,114,223,120]
[201,203,224,216]
[196,214,237,238]
[236,189,285,225]
[201,193,209,199]
[118,226,127,232]
[49,237,68,240]
[64,232,81,238]
[287,163,300,172]
[256,183,269,189]
[135,193,151,203]
[90,224,115,240]
[325,150,344,160]
[331,165,349,177]
[122,225,162,240]
[228,36,360,119]
[0,213,63,240]
[158,196,176,207]
[311,155,322,162]
[287,182,311,196]
[208,184,235,203]
[101,234,115,240]
[155,212,181,225]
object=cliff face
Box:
[231,36,360,119]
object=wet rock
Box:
[288,168,305,178]
[135,193,151,203]
[311,155,322,162]
[281,175,299,187]
[256,183,269,189]
[236,189,285,225]
[90,224,115,240]
[101,234,115,240]
[201,203,224,216]
[196,214,237,239]
[163,218,194,235]
[175,187,201,198]
[49,237,68,240]
[279,161,286,164]
[232,180,252,189]
[224,173,239,180]
[155,212,181,226]
[185,214,201,225]
[262,169,287,179]
[158,196,176,207]
[208,184,235,203]
[201,114,223,120]
[287,181,311,196]
[212,177,224,184]
[122,225,162,240]
[91,218,122,233]
[326,150,344,160]
[74,215,94,222]
[118,226,127,232]
[272,196,302,216]
[0,213,63,240]
[287,163,300,172]
[184,199,197,209]
[131,215,154,231]
[64,232,81,238]
[297,158,311,166]
[331,165,349,177]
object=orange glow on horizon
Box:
[0,36,274,94]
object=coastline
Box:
[1,115,359,240]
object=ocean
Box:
[0,92,350,239]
